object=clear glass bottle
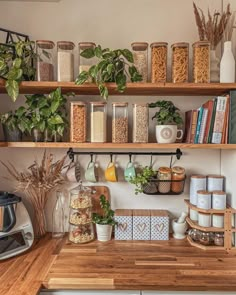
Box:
[36,40,55,81]
[90,102,107,142]
[112,102,128,143]
[52,191,65,238]
[70,102,87,143]
[57,41,75,82]
[158,167,172,193]
[150,42,168,83]
[132,103,149,143]
[171,42,189,83]
[193,41,210,83]
[171,166,185,193]
[78,42,96,78]
[131,42,148,82]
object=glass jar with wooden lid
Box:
[90,102,107,143]
[70,102,87,143]
[57,41,75,82]
[150,42,168,83]
[132,103,149,143]
[78,42,96,76]
[192,41,210,83]
[171,42,189,83]
[158,167,172,193]
[131,42,148,82]
[36,40,55,81]
[112,102,128,143]
[171,166,185,193]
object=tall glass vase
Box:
[52,190,65,238]
[210,50,220,82]
[220,41,235,83]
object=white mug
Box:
[155,125,183,144]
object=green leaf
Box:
[15,42,24,57]
[107,64,114,75]
[80,48,95,59]
[42,49,51,60]
[88,65,97,79]
[13,58,22,69]
[0,58,6,71]
[94,45,102,58]
[15,106,26,118]
[5,80,19,101]
[41,107,51,117]
[48,114,64,125]
[7,68,23,80]
[38,120,45,132]
[51,100,60,114]
[75,71,89,85]
[122,49,134,63]
[98,84,108,99]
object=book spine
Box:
[183,110,193,143]
[221,96,229,144]
[208,99,217,143]
[190,110,198,144]
[211,96,227,144]
[198,109,208,144]
[194,107,203,144]
[203,100,214,144]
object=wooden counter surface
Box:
[2,235,236,294]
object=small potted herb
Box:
[149,100,183,143]
[92,195,117,242]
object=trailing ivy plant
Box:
[149,100,183,125]
[75,45,142,99]
[92,195,117,225]
[0,41,36,101]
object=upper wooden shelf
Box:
[1,80,236,96]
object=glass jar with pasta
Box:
[171,42,189,83]
[150,42,168,83]
[193,41,210,83]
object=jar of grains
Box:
[36,40,55,81]
[90,102,107,143]
[214,232,224,246]
[57,41,75,82]
[193,41,210,83]
[69,223,94,244]
[70,102,87,142]
[158,167,172,193]
[112,102,128,143]
[171,42,189,83]
[150,42,168,83]
[132,103,149,143]
[78,42,96,81]
[171,166,185,193]
[131,42,148,82]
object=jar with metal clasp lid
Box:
[158,167,172,193]
[171,166,185,193]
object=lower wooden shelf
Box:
[187,236,225,251]
[186,217,225,232]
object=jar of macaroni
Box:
[150,42,168,83]
[171,42,189,83]
[193,41,210,83]
[70,102,87,143]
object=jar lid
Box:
[172,166,185,174]
[171,42,189,48]
[197,190,211,195]
[132,103,148,106]
[36,40,55,49]
[207,174,224,179]
[79,42,96,50]
[131,42,148,51]
[191,174,206,179]
[150,42,168,48]
[90,101,107,106]
[112,102,128,107]
[212,190,226,195]
[192,41,211,47]
[57,41,75,50]
[71,101,86,106]
[159,167,171,174]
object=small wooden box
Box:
[133,210,150,240]
[150,210,169,240]
[114,209,133,240]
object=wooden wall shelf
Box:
[186,217,225,232]
[184,200,227,213]
[0,80,236,96]
[187,236,225,251]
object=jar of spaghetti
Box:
[171,166,185,193]
[36,40,55,81]
[171,42,189,83]
[131,42,148,82]
[150,42,168,83]
[193,41,210,83]
[70,102,87,142]
[158,167,171,193]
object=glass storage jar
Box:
[131,42,148,82]
[69,223,94,244]
[158,167,172,193]
[214,232,224,246]
[150,42,168,83]
[57,41,75,82]
[112,102,128,143]
[90,102,107,143]
[70,102,87,143]
[52,190,65,238]
[36,40,55,81]
[193,41,210,83]
[78,42,96,77]
[132,103,149,143]
[171,166,185,193]
[171,42,189,83]
[199,232,211,246]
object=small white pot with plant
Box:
[149,100,183,144]
[92,195,117,242]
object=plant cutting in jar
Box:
[75,45,142,99]
[149,100,183,144]
[0,41,37,101]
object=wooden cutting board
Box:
[88,186,110,217]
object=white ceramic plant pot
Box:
[220,41,235,83]
[96,224,112,242]
[155,125,183,143]
[172,219,187,239]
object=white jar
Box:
[207,175,224,192]
[198,212,211,227]
[212,191,226,210]
[197,190,211,210]
[212,214,224,228]
[190,175,206,205]
[190,209,198,221]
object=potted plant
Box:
[75,45,142,99]
[149,100,183,144]
[92,195,117,242]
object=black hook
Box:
[110,153,113,162]
[67,148,74,162]
[176,148,182,160]
[90,153,94,162]
[170,155,173,168]
[149,153,153,167]
[129,153,132,163]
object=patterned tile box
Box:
[114,209,133,240]
[133,210,151,240]
[150,210,169,240]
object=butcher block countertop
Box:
[2,235,236,295]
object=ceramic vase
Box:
[220,41,235,83]
[210,50,220,82]
[96,224,112,242]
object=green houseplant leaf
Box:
[92,195,117,226]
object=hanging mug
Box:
[105,155,117,182]
[124,155,136,181]
[66,161,77,182]
[85,160,97,183]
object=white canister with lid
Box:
[197,190,211,210]
[190,175,207,205]
[212,214,224,228]
[190,209,198,221]
[207,175,224,192]
[212,191,226,210]
[198,212,211,227]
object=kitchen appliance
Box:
[0,191,34,260]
